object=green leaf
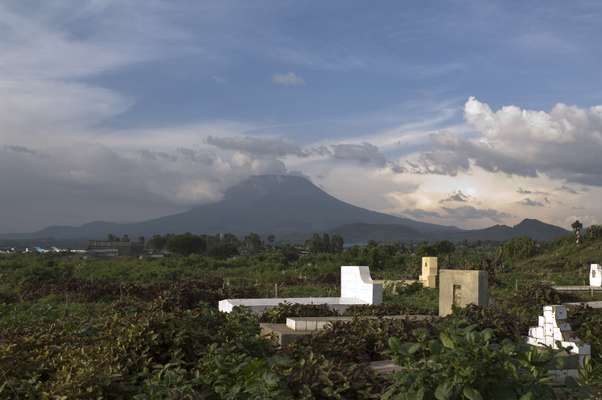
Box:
[435,381,454,400]
[407,343,421,355]
[430,340,443,354]
[519,392,535,400]
[410,387,425,400]
[440,332,455,349]
[389,336,401,352]
[463,387,483,400]
[482,329,494,342]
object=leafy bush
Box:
[289,317,435,364]
[585,225,602,241]
[13,278,259,307]
[385,326,557,400]
[499,237,538,263]
[0,304,269,398]
[345,303,436,317]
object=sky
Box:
[1,0,602,233]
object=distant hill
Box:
[330,218,569,244]
[447,218,570,242]
[0,175,570,244]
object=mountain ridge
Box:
[0,175,569,243]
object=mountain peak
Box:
[511,218,569,240]
[3,174,568,243]
[223,174,318,201]
[515,218,554,228]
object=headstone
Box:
[526,305,591,383]
[419,257,438,288]
[218,266,383,314]
[438,269,488,317]
[340,266,383,305]
[590,264,601,287]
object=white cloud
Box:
[272,72,305,86]
[409,97,602,186]
[0,80,131,142]
[1,2,601,233]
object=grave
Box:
[438,269,488,317]
[553,263,602,292]
[261,315,437,346]
[591,264,601,287]
[285,314,436,332]
[419,257,438,288]
[219,266,383,314]
[526,305,591,383]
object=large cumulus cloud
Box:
[408,97,602,186]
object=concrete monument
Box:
[419,257,438,288]
[438,269,488,317]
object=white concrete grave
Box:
[590,264,601,287]
[526,305,591,383]
[218,266,383,314]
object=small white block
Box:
[306,320,317,331]
[538,316,545,326]
[294,320,307,331]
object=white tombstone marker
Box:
[218,266,383,314]
[340,266,383,305]
[590,264,601,287]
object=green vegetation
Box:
[0,232,601,398]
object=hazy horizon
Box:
[2,1,602,233]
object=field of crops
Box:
[0,236,601,399]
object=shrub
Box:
[385,326,557,400]
[446,304,528,340]
[585,225,602,241]
[345,303,435,317]
[288,317,435,363]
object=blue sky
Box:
[1,0,602,232]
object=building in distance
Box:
[87,235,145,257]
